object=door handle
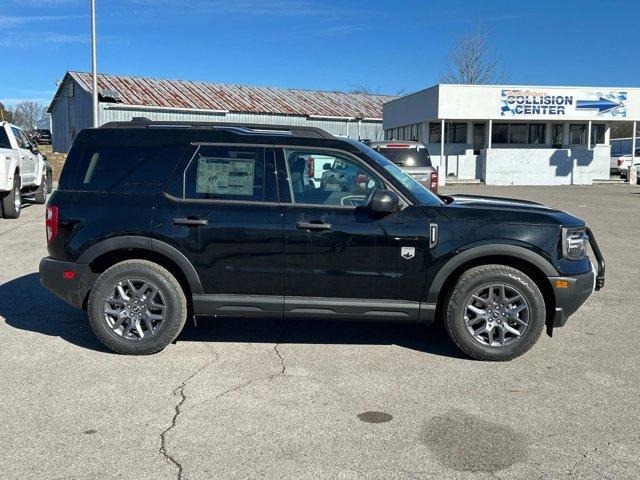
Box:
[173,217,208,227]
[297,221,332,231]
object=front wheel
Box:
[444,265,545,361]
[87,260,188,355]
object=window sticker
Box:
[196,157,255,196]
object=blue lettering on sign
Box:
[501,89,625,117]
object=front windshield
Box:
[344,138,443,206]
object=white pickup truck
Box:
[0,121,51,218]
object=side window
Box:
[184,145,267,202]
[284,149,383,206]
[0,128,11,149]
[64,145,187,192]
[11,127,24,148]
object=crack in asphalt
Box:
[158,326,291,478]
[159,359,216,480]
[269,325,289,380]
[188,324,290,412]
[566,441,613,477]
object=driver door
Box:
[277,147,431,320]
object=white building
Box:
[383,84,640,185]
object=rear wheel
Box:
[1,176,21,219]
[87,260,187,355]
[33,174,47,204]
[444,264,545,361]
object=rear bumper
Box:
[39,257,94,309]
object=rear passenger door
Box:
[11,127,35,184]
[155,143,284,316]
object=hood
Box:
[437,194,584,227]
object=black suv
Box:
[39,120,604,360]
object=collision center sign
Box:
[501,89,627,118]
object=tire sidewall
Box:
[446,266,545,361]
[88,261,187,354]
[2,176,21,218]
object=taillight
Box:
[618,159,624,167]
[46,206,59,244]
[429,172,439,193]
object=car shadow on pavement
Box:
[0,273,110,353]
[179,316,466,359]
[1,273,465,359]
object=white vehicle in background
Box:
[610,137,639,177]
[0,122,50,218]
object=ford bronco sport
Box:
[39,120,605,360]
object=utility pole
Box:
[90,0,99,127]
[631,121,637,185]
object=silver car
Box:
[367,140,438,193]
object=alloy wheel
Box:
[463,283,529,347]
[14,184,21,213]
[103,278,167,340]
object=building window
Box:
[509,124,528,144]
[415,123,423,142]
[591,123,605,147]
[569,124,587,145]
[448,123,467,143]
[493,123,548,146]
[492,123,509,144]
[428,122,467,144]
[528,124,546,145]
[428,123,441,143]
[552,124,564,148]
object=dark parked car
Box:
[30,129,52,145]
[39,120,604,360]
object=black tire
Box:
[87,260,188,355]
[1,175,21,219]
[33,175,47,204]
[444,264,545,361]
[46,169,53,193]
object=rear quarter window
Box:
[60,144,187,192]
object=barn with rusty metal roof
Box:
[48,71,397,152]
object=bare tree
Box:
[11,100,46,131]
[610,122,634,139]
[440,27,502,84]
[0,102,14,123]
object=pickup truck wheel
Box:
[33,174,47,204]
[1,176,21,219]
[87,260,187,355]
[445,265,545,361]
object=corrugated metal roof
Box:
[62,71,396,119]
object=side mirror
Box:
[322,162,332,171]
[30,144,39,154]
[368,189,400,214]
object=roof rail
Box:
[99,118,335,139]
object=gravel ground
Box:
[0,184,639,480]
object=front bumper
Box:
[549,227,605,328]
[39,257,94,309]
[549,269,596,327]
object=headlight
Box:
[562,227,589,259]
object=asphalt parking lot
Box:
[1,184,639,480]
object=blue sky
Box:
[1,0,639,107]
